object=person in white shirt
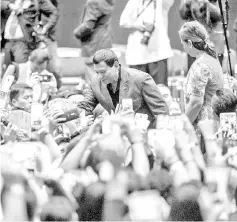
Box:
[16,47,57,102]
[120,0,174,85]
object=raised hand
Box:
[173,114,206,170]
[198,119,222,165]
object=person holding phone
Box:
[15,48,57,101]
[56,49,168,128]
[179,21,224,128]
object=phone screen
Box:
[220,113,237,138]
[58,108,80,123]
[40,75,52,82]
[220,112,237,150]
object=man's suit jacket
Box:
[78,67,169,126]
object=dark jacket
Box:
[78,67,169,127]
[1,0,58,43]
[1,1,11,47]
[40,0,59,41]
[74,0,114,60]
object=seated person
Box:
[179,0,221,30]
[16,48,57,102]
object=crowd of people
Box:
[1,0,237,221]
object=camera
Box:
[141,23,155,45]
[39,74,52,82]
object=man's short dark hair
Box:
[93,49,119,67]
[10,83,32,103]
[212,89,237,117]
[169,183,203,221]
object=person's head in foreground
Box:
[169,183,203,221]
[10,83,33,112]
[179,21,217,58]
[29,48,51,74]
[76,182,105,221]
[40,196,74,221]
[93,49,120,85]
[212,89,237,117]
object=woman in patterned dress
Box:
[179,21,224,129]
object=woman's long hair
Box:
[179,21,217,58]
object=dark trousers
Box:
[130,59,168,85]
[4,39,61,88]
[4,40,34,64]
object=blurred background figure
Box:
[120,0,174,85]
[14,48,57,104]
[179,0,237,75]
[1,0,60,85]
[73,0,115,83]
[2,0,58,65]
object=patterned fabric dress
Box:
[184,53,224,131]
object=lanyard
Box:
[137,0,156,20]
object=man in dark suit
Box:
[65,49,169,128]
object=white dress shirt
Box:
[120,0,174,65]
[17,61,57,101]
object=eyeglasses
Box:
[95,69,108,77]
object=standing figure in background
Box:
[2,0,59,77]
[74,0,115,83]
[179,21,223,128]
[16,48,57,103]
[39,0,61,88]
[120,0,174,85]
[179,0,237,74]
